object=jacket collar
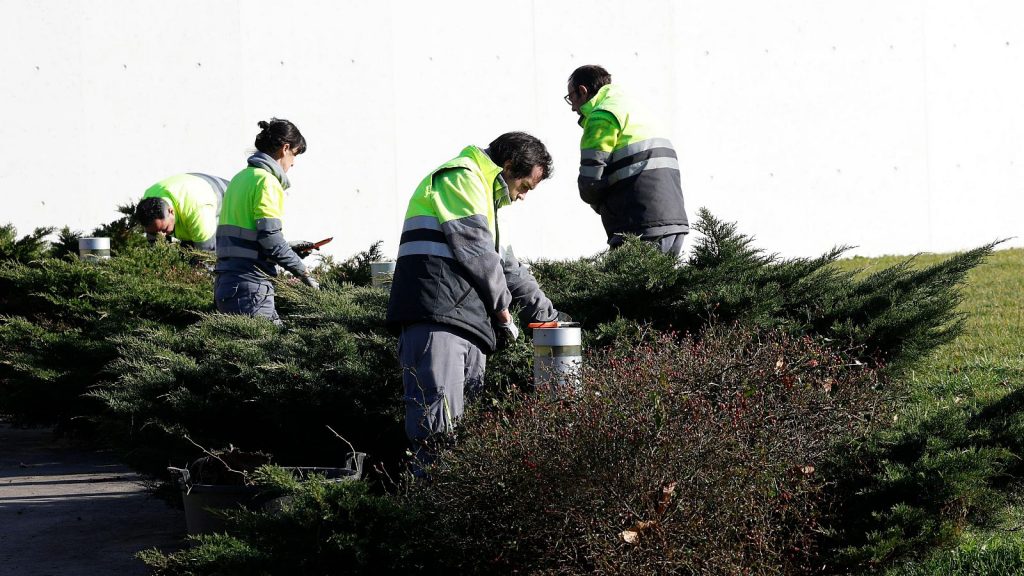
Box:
[579,83,617,119]
[247,152,291,190]
[474,146,511,208]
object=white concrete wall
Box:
[2,0,1022,260]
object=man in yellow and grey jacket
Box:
[136,173,228,251]
[566,65,689,256]
[386,132,567,473]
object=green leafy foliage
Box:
[531,208,994,369]
[826,383,1024,570]
[0,243,212,428]
[0,224,54,263]
[140,474,430,576]
[91,283,405,474]
[314,240,385,286]
[0,211,1001,574]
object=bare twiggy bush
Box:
[414,325,888,575]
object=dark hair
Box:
[568,65,612,96]
[487,132,554,180]
[254,118,307,155]
[135,197,170,226]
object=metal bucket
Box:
[370,261,395,290]
[169,453,366,535]
[533,325,582,395]
[78,237,110,261]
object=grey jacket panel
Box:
[183,238,217,252]
[442,214,512,315]
[501,250,557,324]
[255,217,307,277]
[578,149,610,207]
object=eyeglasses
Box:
[563,92,573,105]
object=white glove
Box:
[500,318,520,342]
[301,274,320,290]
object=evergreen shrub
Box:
[0,243,212,427]
[0,210,998,574]
[531,209,995,369]
[826,383,1024,569]
[0,224,54,263]
[140,470,430,576]
[314,240,385,286]
[140,324,891,575]
[92,282,405,474]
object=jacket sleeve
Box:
[502,249,557,323]
[253,178,307,277]
[578,111,621,207]
[433,169,512,315]
[255,218,307,277]
[188,237,216,252]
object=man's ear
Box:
[578,85,590,101]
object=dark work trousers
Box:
[213,276,282,326]
[609,232,686,257]
[657,233,686,257]
[398,322,486,475]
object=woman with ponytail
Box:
[213,118,318,325]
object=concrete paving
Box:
[0,423,185,576]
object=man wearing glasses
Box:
[386,132,567,475]
[565,65,689,257]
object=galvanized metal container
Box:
[370,261,395,291]
[78,237,110,261]
[532,324,582,394]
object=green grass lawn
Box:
[838,247,1024,574]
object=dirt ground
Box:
[0,423,185,576]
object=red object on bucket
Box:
[527,321,560,328]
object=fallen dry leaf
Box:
[620,520,657,545]
[656,481,677,515]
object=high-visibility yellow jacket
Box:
[214,153,306,282]
[578,84,688,241]
[386,145,556,352]
[142,173,226,249]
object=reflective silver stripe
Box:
[607,157,680,185]
[218,245,259,259]
[398,241,455,259]
[188,172,228,196]
[255,218,283,231]
[581,149,611,163]
[609,138,674,162]
[217,224,258,240]
[402,215,443,232]
[579,165,605,179]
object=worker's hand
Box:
[301,274,320,290]
[499,316,520,342]
[290,240,315,258]
[495,309,512,325]
[494,309,518,349]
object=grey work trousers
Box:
[213,276,282,326]
[399,322,486,472]
[609,232,686,257]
